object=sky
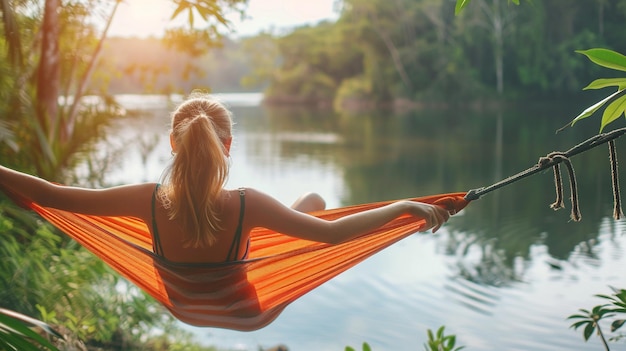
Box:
[107,0,339,38]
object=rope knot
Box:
[465,127,626,222]
[540,152,581,222]
[538,156,552,167]
[608,140,623,220]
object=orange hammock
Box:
[13,192,468,331]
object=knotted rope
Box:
[465,127,626,221]
[609,140,623,219]
[540,152,581,221]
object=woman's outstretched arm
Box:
[245,188,451,245]
[0,165,154,219]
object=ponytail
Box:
[161,95,233,247]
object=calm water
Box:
[102,93,626,350]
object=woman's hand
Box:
[403,201,453,233]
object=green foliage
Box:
[344,327,464,351]
[0,308,63,351]
[578,49,626,73]
[569,287,626,349]
[567,49,626,133]
[258,0,626,107]
[424,326,465,351]
[334,75,374,109]
[345,342,372,351]
[454,0,472,15]
[261,22,362,105]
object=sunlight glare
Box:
[107,0,338,38]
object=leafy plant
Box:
[345,342,372,351]
[564,49,626,133]
[0,308,63,351]
[424,326,465,351]
[568,287,626,351]
[345,327,465,351]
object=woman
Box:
[0,92,452,264]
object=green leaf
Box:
[455,0,471,15]
[612,319,626,332]
[577,49,626,73]
[0,308,62,339]
[584,78,626,90]
[615,290,626,302]
[595,294,615,299]
[600,93,626,132]
[437,326,445,339]
[592,304,611,316]
[447,335,457,348]
[345,347,356,351]
[583,322,595,341]
[568,314,590,320]
[0,332,42,351]
[362,342,372,351]
[570,321,591,330]
[0,310,61,351]
[570,89,624,126]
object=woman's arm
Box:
[0,165,154,219]
[245,188,451,244]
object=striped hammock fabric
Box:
[17,192,468,331]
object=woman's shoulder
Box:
[227,187,295,219]
[225,187,272,201]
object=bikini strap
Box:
[151,184,165,256]
[226,188,246,261]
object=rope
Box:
[609,140,623,219]
[549,159,564,210]
[465,127,626,220]
[541,152,581,221]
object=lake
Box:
[102,93,626,350]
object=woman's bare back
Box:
[150,188,249,263]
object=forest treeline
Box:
[100,36,262,94]
[259,0,626,107]
[100,0,626,109]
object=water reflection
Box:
[100,94,625,350]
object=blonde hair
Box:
[160,92,233,247]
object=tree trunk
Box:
[0,0,23,65]
[479,0,507,95]
[37,0,60,140]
